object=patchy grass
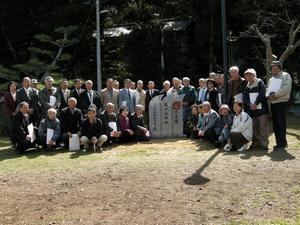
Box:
[226,212,300,225]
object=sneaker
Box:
[82,148,87,152]
[237,144,247,152]
[223,143,232,152]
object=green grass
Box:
[226,212,300,225]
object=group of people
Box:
[4,60,292,154]
[187,61,292,152]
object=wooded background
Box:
[0,0,299,90]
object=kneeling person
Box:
[130,105,150,141]
[198,101,219,143]
[99,103,121,144]
[224,102,253,152]
[38,108,61,151]
[60,97,83,148]
[13,102,36,154]
[81,106,108,152]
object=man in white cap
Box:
[266,61,292,151]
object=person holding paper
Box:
[60,97,83,148]
[99,103,121,144]
[38,76,61,118]
[80,106,108,152]
[12,102,36,154]
[38,108,61,151]
[266,61,292,151]
[226,66,247,109]
[243,68,269,150]
[130,105,150,142]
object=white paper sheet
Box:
[145,130,150,137]
[49,96,56,106]
[122,101,127,107]
[69,134,80,151]
[46,128,54,144]
[249,92,262,110]
[266,78,282,96]
[234,93,243,103]
[27,123,36,143]
[108,122,117,132]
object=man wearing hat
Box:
[30,79,39,91]
[266,61,292,151]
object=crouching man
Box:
[38,108,61,151]
[130,104,150,141]
[13,102,37,154]
[80,106,108,152]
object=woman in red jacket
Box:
[118,106,135,143]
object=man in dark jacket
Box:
[226,66,247,109]
[70,79,84,111]
[16,77,39,123]
[99,103,121,144]
[38,76,61,118]
[58,78,71,110]
[80,80,101,115]
[13,102,36,154]
[60,97,83,148]
[244,68,269,150]
[130,105,150,141]
[80,106,108,152]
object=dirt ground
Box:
[0,135,300,225]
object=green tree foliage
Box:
[0,0,299,90]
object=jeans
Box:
[218,128,230,145]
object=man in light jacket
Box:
[266,61,292,151]
[198,101,219,143]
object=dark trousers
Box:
[119,131,136,143]
[16,139,34,154]
[135,129,150,142]
[230,132,248,149]
[203,128,217,143]
[271,102,288,148]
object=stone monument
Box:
[149,94,185,138]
